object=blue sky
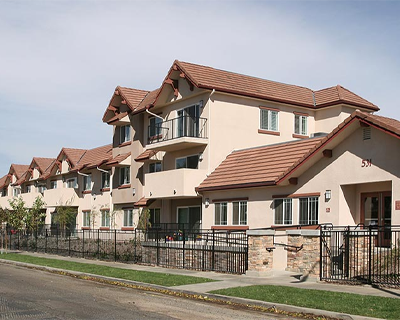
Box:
[0,0,399,175]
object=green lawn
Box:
[211,285,400,320]
[0,253,215,287]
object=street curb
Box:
[0,259,383,320]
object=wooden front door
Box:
[361,192,391,247]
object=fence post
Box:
[82,229,85,258]
[156,229,159,266]
[68,233,71,256]
[368,225,372,284]
[114,229,117,262]
[56,227,59,254]
[319,228,323,281]
[134,229,137,263]
[97,229,100,259]
[182,229,185,269]
[45,229,47,253]
[212,229,215,271]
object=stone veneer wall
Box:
[246,230,275,273]
[286,230,320,276]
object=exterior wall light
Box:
[132,188,136,196]
[325,190,331,201]
[205,198,210,207]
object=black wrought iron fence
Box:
[320,225,400,286]
[1,227,248,275]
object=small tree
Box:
[7,197,28,231]
[0,207,8,252]
[25,196,46,231]
[89,206,100,230]
[53,199,77,232]
[137,208,151,230]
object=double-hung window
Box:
[101,171,110,189]
[274,199,293,225]
[149,208,161,227]
[176,155,199,169]
[149,116,162,139]
[124,209,133,227]
[299,197,319,225]
[26,185,32,193]
[50,180,57,189]
[260,108,279,132]
[149,162,162,173]
[83,174,92,191]
[120,125,130,144]
[233,201,247,225]
[294,113,308,136]
[214,202,228,225]
[101,210,110,227]
[67,178,78,189]
[38,184,46,194]
[83,211,90,227]
[120,167,130,185]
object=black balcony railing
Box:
[148,116,207,144]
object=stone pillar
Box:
[246,230,275,276]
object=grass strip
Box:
[211,285,400,320]
[0,253,215,287]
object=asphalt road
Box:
[0,263,293,320]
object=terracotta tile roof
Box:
[117,86,150,112]
[197,138,323,192]
[14,171,29,186]
[106,111,129,124]
[74,144,113,171]
[9,164,30,180]
[134,150,158,162]
[134,197,155,207]
[59,148,87,167]
[105,152,131,166]
[132,88,160,114]
[160,60,379,111]
[30,157,56,174]
[0,175,9,189]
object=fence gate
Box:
[320,226,400,286]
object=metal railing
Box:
[1,227,248,275]
[320,225,400,286]
[148,116,207,144]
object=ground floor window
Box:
[101,210,110,227]
[214,202,228,225]
[233,201,247,225]
[299,197,319,225]
[82,211,90,227]
[124,209,133,227]
[149,208,160,227]
[178,206,201,231]
[274,198,293,225]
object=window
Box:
[101,171,110,189]
[233,201,247,225]
[274,199,293,225]
[26,185,32,193]
[149,116,162,138]
[13,188,20,197]
[176,155,199,169]
[50,180,57,189]
[299,197,319,225]
[149,162,161,173]
[149,208,161,227]
[214,202,228,225]
[83,211,90,227]
[120,125,130,144]
[1,189,6,197]
[83,174,92,191]
[294,114,308,136]
[123,209,133,227]
[101,210,110,227]
[177,103,201,138]
[120,167,130,185]
[260,108,279,131]
[38,185,46,194]
[66,178,78,188]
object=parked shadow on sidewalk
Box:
[372,284,400,298]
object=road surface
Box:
[0,263,294,319]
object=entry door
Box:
[177,207,201,232]
[361,192,391,247]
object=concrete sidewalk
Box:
[2,251,399,320]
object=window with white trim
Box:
[120,125,130,144]
[260,108,279,132]
[83,211,90,227]
[233,201,247,225]
[149,116,162,138]
[26,185,32,193]
[119,167,130,185]
[37,184,46,194]
[83,174,92,191]
[274,199,293,225]
[13,188,20,197]
[149,162,161,173]
[149,208,161,227]
[66,178,78,188]
[299,197,319,225]
[176,155,199,169]
[101,171,110,189]
[101,210,110,227]
[214,202,228,225]
[50,180,57,189]
[294,114,308,136]
[123,209,133,227]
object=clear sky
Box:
[1,0,399,175]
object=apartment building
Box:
[102,60,385,231]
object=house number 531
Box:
[361,159,372,167]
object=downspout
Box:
[207,89,215,176]
[96,167,113,215]
[146,107,165,121]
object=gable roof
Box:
[0,175,8,189]
[134,149,158,162]
[9,164,30,180]
[105,152,131,166]
[73,144,113,171]
[57,148,87,167]
[197,110,400,192]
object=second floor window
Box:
[101,171,110,189]
[176,155,199,169]
[66,178,78,188]
[294,114,308,136]
[214,202,228,225]
[149,162,161,173]
[120,125,130,144]
[120,167,130,185]
[38,184,46,194]
[83,175,92,191]
[50,180,57,189]
[1,189,6,197]
[149,116,162,138]
[260,108,279,132]
[274,198,292,225]
[233,201,247,225]
[26,185,32,193]
[13,188,21,197]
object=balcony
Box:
[147,116,208,152]
[0,195,11,209]
[44,188,79,207]
[20,192,43,208]
[145,169,207,199]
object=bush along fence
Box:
[1,227,248,275]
